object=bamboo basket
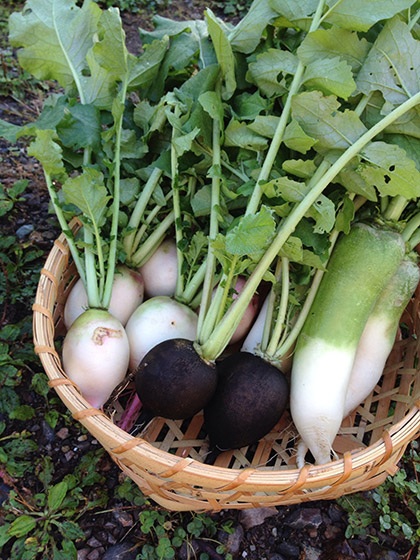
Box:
[33,219,420,512]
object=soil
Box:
[0,3,418,560]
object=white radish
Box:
[344,259,420,417]
[64,265,144,329]
[62,309,130,408]
[291,224,405,465]
[139,238,178,298]
[125,295,198,371]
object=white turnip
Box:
[139,238,178,298]
[62,309,130,409]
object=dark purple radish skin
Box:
[204,352,289,451]
[134,338,218,420]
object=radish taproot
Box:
[290,223,406,465]
[344,259,420,417]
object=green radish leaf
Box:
[307,195,336,233]
[48,480,68,512]
[224,120,268,151]
[57,104,102,152]
[269,0,319,31]
[173,128,201,158]
[323,0,416,32]
[8,515,37,538]
[291,91,367,153]
[359,141,420,199]
[205,9,236,100]
[335,195,355,234]
[191,185,212,216]
[384,107,420,139]
[120,178,140,206]
[297,28,370,73]
[283,120,316,154]
[0,119,24,143]
[82,50,120,109]
[92,8,129,80]
[279,236,303,262]
[9,0,101,92]
[282,158,317,178]
[198,91,224,124]
[226,205,276,255]
[336,160,378,201]
[248,116,280,139]
[232,91,270,121]
[302,57,356,100]
[129,37,169,89]
[27,129,66,179]
[228,0,278,54]
[247,49,298,97]
[357,17,420,104]
[62,168,110,229]
[301,249,327,270]
[385,134,420,171]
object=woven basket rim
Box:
[32,219,420,501]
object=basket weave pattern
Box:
[33,222,420,511]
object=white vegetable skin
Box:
[291,338,355,465]
[343,317,393,418]
[241,296,269,354]
[62,309,130,409]
[64,265,144,328]
[139,238,178,298]
[125,295,198,371]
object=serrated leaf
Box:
[173,128,201,158]
[9,0,101,92]
[198,91,224,124]
[291,91,367,154]
[385,134,420,171]
[324,0,416,32]
[356,17,420,104]
[62,168,110,228]
[279,236,303,262]
[298,27,370,73]
[282,158,317,178]
[359,141,420,199]
[336,160,378,201]
[92,8,129,80]
[129,36,169,89]
[226,206,276,255]
[27,129,66,178]
[247,49,298,97]
[283,120,316,154]
[302,57,356,100]
[8,515,37,538]
[224,120,268,151]
[269,0,319,31]
[57,104,101,152]
[48,481,68,512]
[233,91,270,121]
[248,115,280,139]
[205,9,236,100]
[335,195,355,234]
[229,0,278,54]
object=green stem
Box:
[131,192,173,257]
[171,108,185,300]
[402,211,420,242]
[124,167,164,259]
[408,8,420,30]
[199,89,420,361]
[260,258,282,353]
[407,229,420,251]
[182,260,207,304]
[43,172,86,287]
[130,211,175,267]
[103,78,129,309]
[265,257,289,357]
[382,195,409,222]
[197,110,222,341]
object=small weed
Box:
[339,440,420,557]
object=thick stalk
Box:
[197,108,222,341]
[402,211,420,242]
[130,211,175,267]
[199,90,420,361]
[382,195,410,222]
[182,260,207,304]
[170,108,185,300]
[103,79,129,309]
[124,167,164,259]
[43,172,86,287]
[260,257,282,353]
[265,258,290,357]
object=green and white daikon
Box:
[291,224,406,465]
[344,259,420,418]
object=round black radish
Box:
[204,352,289,450]
[134,338,217,420]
